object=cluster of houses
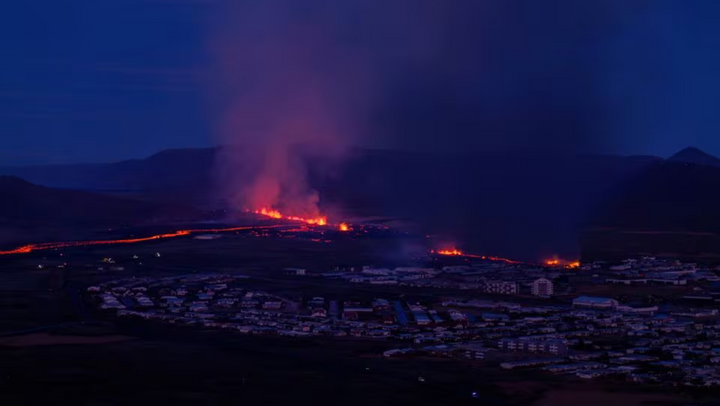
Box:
[308,256,720,301]
[313,264,558,296]
[394,295,720,387]
[87,254,720,389]
[379,297,720,387]
[585,257,720,286]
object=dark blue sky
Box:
[0,0,718,165]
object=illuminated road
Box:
[0,224,292,256]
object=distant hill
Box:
[667,146,720,168]
[0,148,218,205]
[0,176,197,229]
[6,145,720,261]
[317,149,660,260]
[582,147,720,262]
[0,147,674,261]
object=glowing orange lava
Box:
[544,258,580,268]
[253,208,327,226]
[0,225,288,256]
[256,208,283,219]
[433,248,464,256]
[431,248,525,264]
[480,255,523,264]
[431,246,578,267]
[338,223,350,232]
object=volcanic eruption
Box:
[253,207,327,226]
[208,2,371,224]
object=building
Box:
[342,306,373,320]
[262,301,283,310]
[531,278,554,297]
[136,296,154,307]
[455,343,497,360]
[189,303,208,312]
[573,296,618,309]
[498,338,568,356]
[372,298,391,310]
[411,309,432,325]
[616,304,659,314]
[284,268,307,276]
[484,281,518,295]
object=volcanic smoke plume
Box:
[208,1,628,219]
[208,2,370,219]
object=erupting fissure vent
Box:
[253,207,327,226]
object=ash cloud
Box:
[208,0,635,215]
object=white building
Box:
[498,338,569,356]
[284,268,306,276]
[483,281,518,295]
[531,278,554,297]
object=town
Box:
[88,255,720,389]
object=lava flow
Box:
[432,248,580,266]
[338,223,350,232]
[545,258,581,268]
[0,225,289,256]
[432,248,464,256]
[431,248,523,264]
[253,208,327,226]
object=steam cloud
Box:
[209,0,635,216]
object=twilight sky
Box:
[0,0,718,165]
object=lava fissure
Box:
[0,225,289,256]
[253,208,327,226]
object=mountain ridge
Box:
[0,175,198,229]
[667,146,720,168]
[0,146,717,261]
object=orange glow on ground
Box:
[431,248,524,265]
[433,248,464,256]
[0,225,289,256]
[338,223,350,232]
[545,258,581,268]
[479,255,523,264]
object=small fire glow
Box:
[433,248,464,256]
[338,222,350,232]
[545,258,581,268]
[254,208,327,226]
